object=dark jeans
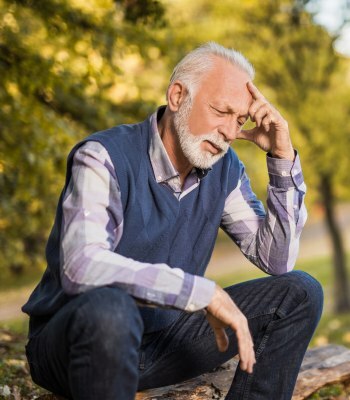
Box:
[25,270,323,400]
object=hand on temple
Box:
[238,81,295,161]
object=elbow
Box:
[61,270,83,295]
[60,259,87,296]
[267,266,291,276]
[60,243,95,295]
[263,256,296,276]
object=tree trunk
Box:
[319,173,350,312]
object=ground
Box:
[0,326,350,400]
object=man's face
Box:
[173,58,253,169]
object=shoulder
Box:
[89,120,148,143]
[69,118,149,159]
[75,141,109,158]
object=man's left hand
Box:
[238,81,295,161]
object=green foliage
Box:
[0,0,165,276]
[1,0,349,295]
[159,0,350,203]
[160,0,350,312]
[312,313,350,348]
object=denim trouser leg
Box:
[25,286,144,400]
[138,271,323,400]
[25,271,323,400]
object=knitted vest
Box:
[22,117,241,334]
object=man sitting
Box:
[22,42,323,400]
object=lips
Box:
[205,140,222,154]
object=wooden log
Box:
[136,345,350,400]
[37,345,350,400]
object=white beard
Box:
[173,96,230,169]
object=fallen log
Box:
[37,345,350,400]
[136,345,350,400]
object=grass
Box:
[0,269,43,293]
[307,383,350,399]
[0,327,49,399]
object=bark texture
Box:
[320,173,350,312]
[136,345,350,400]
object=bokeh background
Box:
[0,0,349,381]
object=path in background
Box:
[0,287,33,322]
[1,204,350,323]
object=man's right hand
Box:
[205,284,256,374]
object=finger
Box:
[240,353,256,374]
[250,103,270,127]
[262,115,272,132]
[236,330,252,370]
[214,328,229,352]
[247,81,265,101]
[233,321,255,372]
[238,342,255,373]
[244,342,256,372]
[247,349,256,374]
[248,98,269,121]
[248,354,256,374]
[237,127,258,141]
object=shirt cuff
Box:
[267,150,304,189]
[184,275,216,312]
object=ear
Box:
[167,81,187,112]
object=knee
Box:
[70,287,144,349]
[281,270,324,323]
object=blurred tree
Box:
[0,0,166,279]
[240,0,350,312]
[160,0,350,312]
[1,0,349,314]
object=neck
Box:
[157,107,193,184]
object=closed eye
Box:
[210,105,227,115]
[209,104,247,126]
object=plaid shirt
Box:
[60,109,307,312]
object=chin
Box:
[189,151,226,169]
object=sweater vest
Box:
[22,116,241,334]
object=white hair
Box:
[168,42,255,99]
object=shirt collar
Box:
[148,106,210,183]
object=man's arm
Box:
[60,141,216,311]
[220,81,307,273]
[221,154,307,274]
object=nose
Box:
[218,119,239,142]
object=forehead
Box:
[198,58,253,113]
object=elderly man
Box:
[22,42,323,400]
